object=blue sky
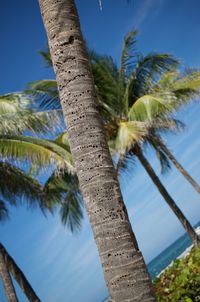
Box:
[1,0,200,301]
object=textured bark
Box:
[158,140,200,194]
[0,243,41,302]
[135,146,199,246]
[38,0,156,301]
[0,249,18,302]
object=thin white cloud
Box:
[130,0,165,28]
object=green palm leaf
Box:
[39,50,53,67]
[119,30,138,80]
[128,94,172,122]
[27,79,60,110]
[0,109,63,135]
[115,121,146,153]
[0,135,75,174]
[91,53,125,118]
[126,53,179,105]
[0,161,45,209]
[44,171,83,232]
[0,92,33,109]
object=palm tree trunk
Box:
[158,140,200,194]
[38,0,156,301]
[0,248,18,302]
[0,243,41,302]
[135,145,199,245]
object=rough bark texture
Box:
[0,243,41,302]
[135,146,199,246]
[38,0,156,301]
[0,249,18,302]
[158,140,200,194]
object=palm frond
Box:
[146,136,171,174]
[91,53,125,118]
[170,70,200,107]
[0,200,9,222]
[128,94,173,122]
[55,131,70,148]
[156,148,171,174]
[0,135,75,174]
[0,109,63,135]
[60,193,83,232]
[172,70,200,91]
[153,70,200,108]
[116,121,147,153]
[127,53,179,104]
[26,79,60,110]
[39,50,52,67]
[0,162,45,209]
[44,171,83,232]
[150,117,186,134]
[119,30,138,80]
[0,92,33,109]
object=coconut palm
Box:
[0,247,18,302]
[0,162,45,301]
[0,130,82,302]
[90,31,200,244]
[0,89,84,229]
[28,51,200,196]
[0,94,82,300]
[0,242,41,302]
[28,35,200,245]
[146,69,200,194]
[38,1,156,301]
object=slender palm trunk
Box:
[135,146,199,245]
[38,0,156,301]
[158,140,200,194]
[0,248,18,302]
[0,243,41,302]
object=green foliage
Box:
[154,246,200,302]
[0,92,62,135]
[0,92,81,231]
[0,135,74,174]
[0,161,46,215]
[27,79,60,110]
[44,171,83,232]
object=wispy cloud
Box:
[130,0,165,29]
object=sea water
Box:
[148,221,200,278]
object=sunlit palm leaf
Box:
[55,131,70,148]
[128,94,172,122]
[153,70,200,107]
[0,135,75,174]
[0,109,63,135]
[116,121,146,153]
[172,70,200,91]
[0,92,33,109]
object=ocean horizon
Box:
[148,221,200,278]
